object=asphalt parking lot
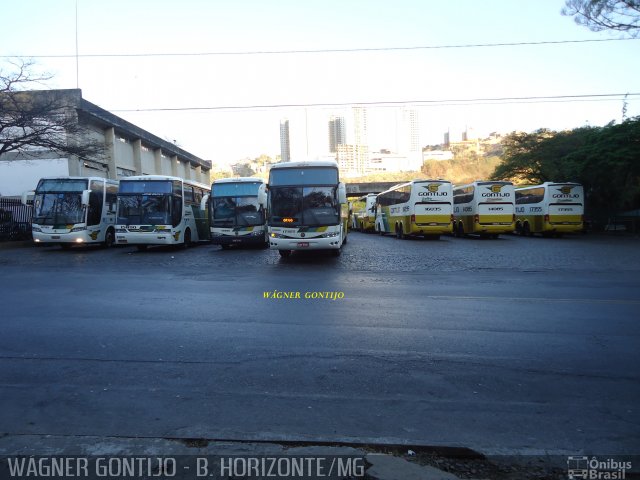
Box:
[0,232,639,461]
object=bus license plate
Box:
[232,239,242,243]
[51,236,60,239]
[297,242,309,247]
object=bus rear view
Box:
[267,160,348,258]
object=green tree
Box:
[491,118,640,224]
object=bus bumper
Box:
[473,223,515,234]
[32,230,96,244]
[212,233,265,246]
[544,223,583,233]
[269,236,342,251]
[116,232,178,246]
[410,224,453,236]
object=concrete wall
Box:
[0,158,69,196]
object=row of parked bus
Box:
[23,160,350,257]
[23,161,584,257]
[350,179,585,239]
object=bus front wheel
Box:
[523,223,531,236]
[183,228,192,248]
[103,228,115,248]
[278,249,291,258]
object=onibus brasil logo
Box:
[567,456,632,479]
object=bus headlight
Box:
[318,232,339,238]
[32,226,42,232]
[70,226,87,232]
[270,233,285,238]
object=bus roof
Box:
[37,176,118,184]
[269,160,339,170]
[378,179,452,196]
[515,181,582,190]
[122,175,210,190]
[213,177,265,184]
[454,180,514,189]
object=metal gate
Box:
[0,196,33,241]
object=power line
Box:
[110,93,640,113]
[6,38,639,58]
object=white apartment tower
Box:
[397,107,420,153]
[352,106,368,147]
[279,118,291,163]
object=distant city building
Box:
[444,130,450,148]
[462,126,477,142]
[352,106,368,147]
[328,116,346,153]
[337,144,369,177]
[368,150,423,173]
[396,107,420,153]
[279,118,291,163]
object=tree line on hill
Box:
[492,117,640,228]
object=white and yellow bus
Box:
[28,176,119,248]
[515,182,584,237]
[209,177,268,248]
[267,160,348,258]
[453,181,515,238]
[351,193,377,232]
[375,180,453,239]
[115,175,210,250]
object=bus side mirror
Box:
[258,184,267,205]
[338,183,347,204]
[81,190,91,206]
[201,194,209,211]
[21,191,34,205]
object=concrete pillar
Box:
[68,155,81,176]
[201,169,209,185]
[104,127,118,179]
[194,165,202,184]
[154,149,163,175]
[171,155,179,178]
[132,139,142,175]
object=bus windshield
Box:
[269,186,338,227]
[269,167,338,186]
[213,197,264,227]
[33,192,84,225]
[117,195,171,225]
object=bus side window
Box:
[106,184,118,213]
[88,180,104,226]
[171,196,182,227]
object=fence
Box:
[0,196,32,241]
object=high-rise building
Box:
[396,107,420,153]
[336,144,369,178]
[352,106,368,147]
[328,116,346,153]
[280,118,291,163]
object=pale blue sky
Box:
[2,0,639,164]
